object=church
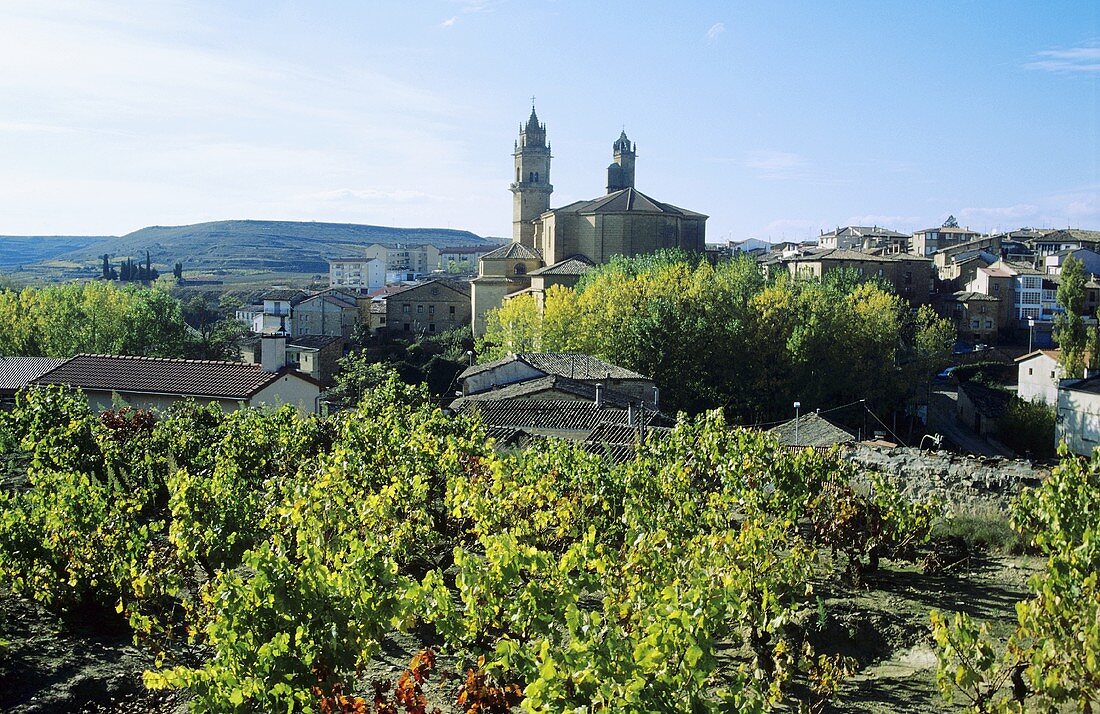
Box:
[471,106,708,335]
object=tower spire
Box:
[511,102,553,246]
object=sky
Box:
[0,0,1096,242]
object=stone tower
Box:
[510,104,553,247]
[606,130,636,193]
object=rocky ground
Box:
[0,550,1040,713]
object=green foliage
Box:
[809,472,943,585]
[998,396,1056,459]
[0,280,189,357]
[477,253,954,420]
[932,512,1026,556]
[1054,255,1087,378]
[932,447,1100,711]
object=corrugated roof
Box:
[769,412,855,447]
[34,354,317,399]
[461,352,648,381]
[0,356,66,394]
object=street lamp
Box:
[1028,317,1036,353]
[793,401,801,446]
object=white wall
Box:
[250,374,320,415]
[1057,385,1100,457]
[1018,354,1062,406]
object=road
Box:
[926,386,1014,458]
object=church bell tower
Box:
[606,130,636,193]
[510,103,553,247]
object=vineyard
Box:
[0,379,1096,712]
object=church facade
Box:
[471,106,707,335]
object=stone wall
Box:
[840,444,1047,513]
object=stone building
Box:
[780,248,935,304]
[387,279,471,335]
[471,105,707,334]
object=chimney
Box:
[595,383,603,408]
[652,386,660,411]
[261,331,287,373]
[627,402,635,426]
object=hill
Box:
[0,236,109,269]
[3,220,500,276]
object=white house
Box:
[1056,375,1100,457]
[259,289,308,334]
[1016,350,1064,406]
[328,257,385,292]
[1044,248,1100,277]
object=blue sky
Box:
[0,0,1096,241]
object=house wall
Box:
[1018,354,1062,406]
[293,299,358,338]
[82,389,242,414]
[1057,386,1100,457]
[462,362,545,394]
[953,299,999,343]
[329,259,384,291]
[249,375,321,415]
[956,387,998,436]
[388,283,472,336]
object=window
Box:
[449,305,456,315]
[985,320,993,329]
[994,283,1000,294]
[1051,371,1056,379]
[1028,368,1033,375]
[514,263,526,275]
[402,304,410,314]
[429,323,436,332]
[403,323,410,332]
[417,305,424,314]
[971,319,980,329]
[428,305,435,315]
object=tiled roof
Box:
[821,226,909,239]
[951,291,999,302]
[461,352,648,381]
[388,278,471,298]
[1015,349,1062,364]
[0,356,66,394]
[34,354,317,399]
[1062,374,1100,395]
[769,412,855,447]
[457,398,668,433]
[958,381,1012,419]
[451,374,633,409]
[785,248,931,264]
[557,187,706,218]
[480,242,543,261]
[288,335,345,350]
[262,289,309,304]
[528,255,595,276]
[1038,229,1100,243]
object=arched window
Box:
[528,171,534,182]
[533,171,539,183]
[514,263,527,275]
[516,167,520,182]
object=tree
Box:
[1054,255,1087,377]
[102,254,111,280]
[173,261,183,281]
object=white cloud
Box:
[1024,45,1100,73]
[843,214,922,231]
[441,16,458,28]
[305,188,443,204]
[958,204,1040,221]
[705,22,725,42]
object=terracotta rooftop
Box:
[480,242,543,261]
[528,255,594,276]
[451,374,633,409]
[555,187,707,219]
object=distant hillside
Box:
[43,220,498,274]
[0,236,109,269]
